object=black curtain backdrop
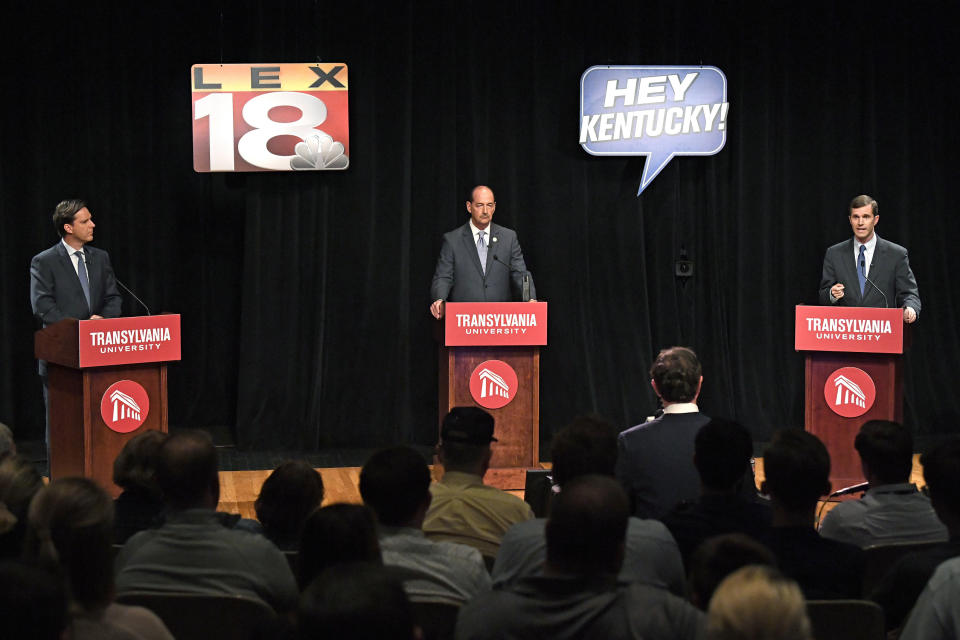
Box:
[2,1,958,454]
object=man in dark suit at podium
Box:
[429,185,536,319]
[819,194,921,323]
[29,199,122,446]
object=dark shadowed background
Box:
[1,0,957,456]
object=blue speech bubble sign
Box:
[579,65,728,195]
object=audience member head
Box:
[706,565,813,640]
[23,477,115,613]
[298,503,381,590]
[649,346,703,404]
[545,474,628,576]
[920,437,960,533]
[0,560,69,640]
[437,407,496,475]
[762,429,831,514]
[155,429,220,511]
[0,421,14,458]
[359,446,431,528]
[112,429,168,498]
[255,460,324,546]
[695,419,754,493]
[854,419,913,485]
[550,414,618,486]
[298,562,417,640]
[688,533,777,610]
[0,454,44,559]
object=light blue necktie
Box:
[858,245,867,296]
[75,250,91,308]
[477,231,487,274]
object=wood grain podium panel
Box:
[439,345,539,488]
[805,352,903,489]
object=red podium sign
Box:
[78,315,182,367]
[444,302,548,346]
[795,306,902,354]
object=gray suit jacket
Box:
[818,235,921,315]
[30,241,122,326]
[430,222,536,302]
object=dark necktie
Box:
[75,250,91,308]
[858,245,867,296]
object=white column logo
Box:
[478,369,510,399]
[110,389,142,423]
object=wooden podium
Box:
[795,306,905,489]
[35,315,181,494]
[438,302,547,490]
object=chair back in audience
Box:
[523,469,553,517]
[806,600,884,640]
[283,549,299,575]
[861,540,943,595]
[116,592,277,640]
[409,601,460,640]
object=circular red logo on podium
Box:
[823,367,876,418]
[100,380,150,433]
[469,360,518,409]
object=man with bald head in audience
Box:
[115,429,298,612]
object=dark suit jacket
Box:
[430,222,536,303]
[818,235,921,315]
[30,242,122,373]
[30,241,122,325]
[615,412,710,519]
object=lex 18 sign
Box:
[191,63,349,172]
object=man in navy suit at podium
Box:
[30,199,122,446]
[818,194,921,323]
[429,185,536,319]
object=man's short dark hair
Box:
[550,414,618,486]
[688,533,777,610]
[762,429,830,511]
[849,194,878,216]
[695,419,753,491]
[52,199,86,238]
[155,429,219,510]
[359,446,431,527]
[854,420,913,485]
[113,429,168,496]
[650,346,702,403]
[297,504,381,590]
[299,562,415,640]
[545,475,628,575]
[921,438,960,516]
[255,460,324,541]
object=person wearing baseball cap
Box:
[423,407,533,562]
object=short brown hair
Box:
[650,346,702,403]
[849,194,878,216]
[52,199,87,238]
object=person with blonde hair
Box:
[706,564,813,640]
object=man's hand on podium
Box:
[903,307,917,324]
[430,299,445,319]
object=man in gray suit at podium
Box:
[429,185,536,319]
[819,194,921,323]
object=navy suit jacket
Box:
[30,241,122,326]
[615,412,710,519]
[818,235,921,315]
[430,222,536,303]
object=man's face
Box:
[64,207,95,244]
[849,205,878,243]
[467,187,495,230]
